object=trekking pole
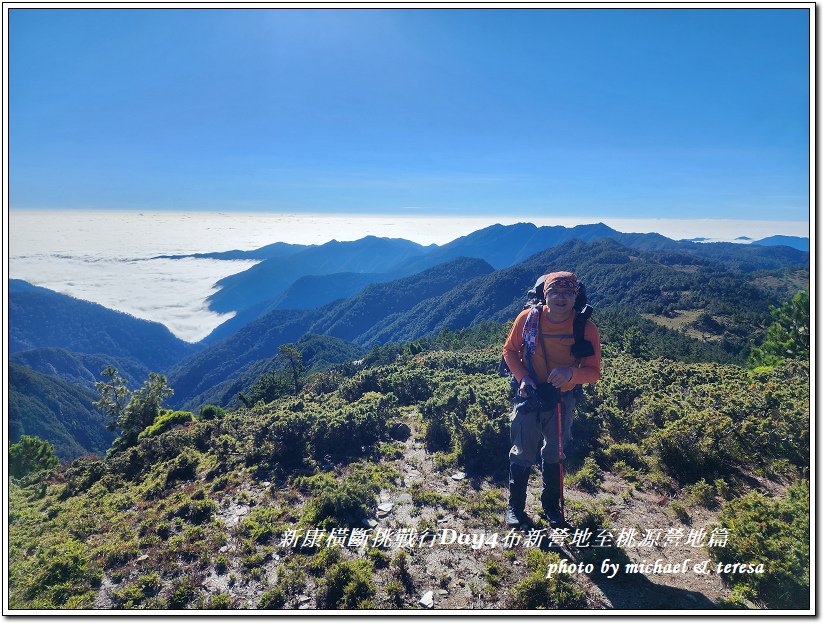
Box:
[557,400,565,522]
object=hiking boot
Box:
[506,463,531,528]
[541,461,563,527]
[518,509,535,529]
[543,505,565,528]
[505,505,522,528]
[506,505,535,529]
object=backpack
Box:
[497,274,595,390]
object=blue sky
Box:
[9,8,811,221]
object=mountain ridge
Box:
[198,223,808,336]
[10,347,151,392]
[10,283,197,371]
[168,237,798,409]
[168,256,494,406]
[751,235,809,252]
[206,236,433,314]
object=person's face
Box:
[546,287,576,313]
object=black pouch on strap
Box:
[536,383,560,409]
[571,304,596,359]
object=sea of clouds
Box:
[8,210,809,343]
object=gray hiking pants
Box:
[509,391,575,467]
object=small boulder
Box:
[388,421,412,441]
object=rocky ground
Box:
[94,406,750,611]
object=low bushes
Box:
[10,435,60,479]
[709,480,809,609]
[316,558,376,609]
[505,549,585,609]
[138,410,194,440]
[298,470,381,530]
[22,539,101,608]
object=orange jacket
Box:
[502,306,602,393]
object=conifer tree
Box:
[94,368,174,452]
[278,343,305,395]
[749,289,810,367]
[9,435,60,478]
[93,366,130,430]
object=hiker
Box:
[502,271,601,528]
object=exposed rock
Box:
[93,575,116,609]
[419,590,434,609]
[220,503,251,528]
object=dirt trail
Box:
[351,408,733,610]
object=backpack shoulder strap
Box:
[522,304,542,380]
[571,305,596,359]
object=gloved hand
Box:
[547,367,573,388]
[519,375,537,397]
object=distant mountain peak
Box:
[751,235,809,252]
[571,221,616,232]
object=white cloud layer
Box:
[9,210,809,342]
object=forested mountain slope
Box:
[10,282,196,371]
[207,236,433,314]
[9,362,115,460]
[167,309,314,410]
[174,235,799,409]
[196,224,808,338]
[198,271,402,346]
[369,238,782,347]
[10,348,150,392]
[169,257,493,407]
[179,333,365,411]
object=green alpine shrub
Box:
[316,558,375,609]
[709,480,809,609]
[10,435,60,479]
